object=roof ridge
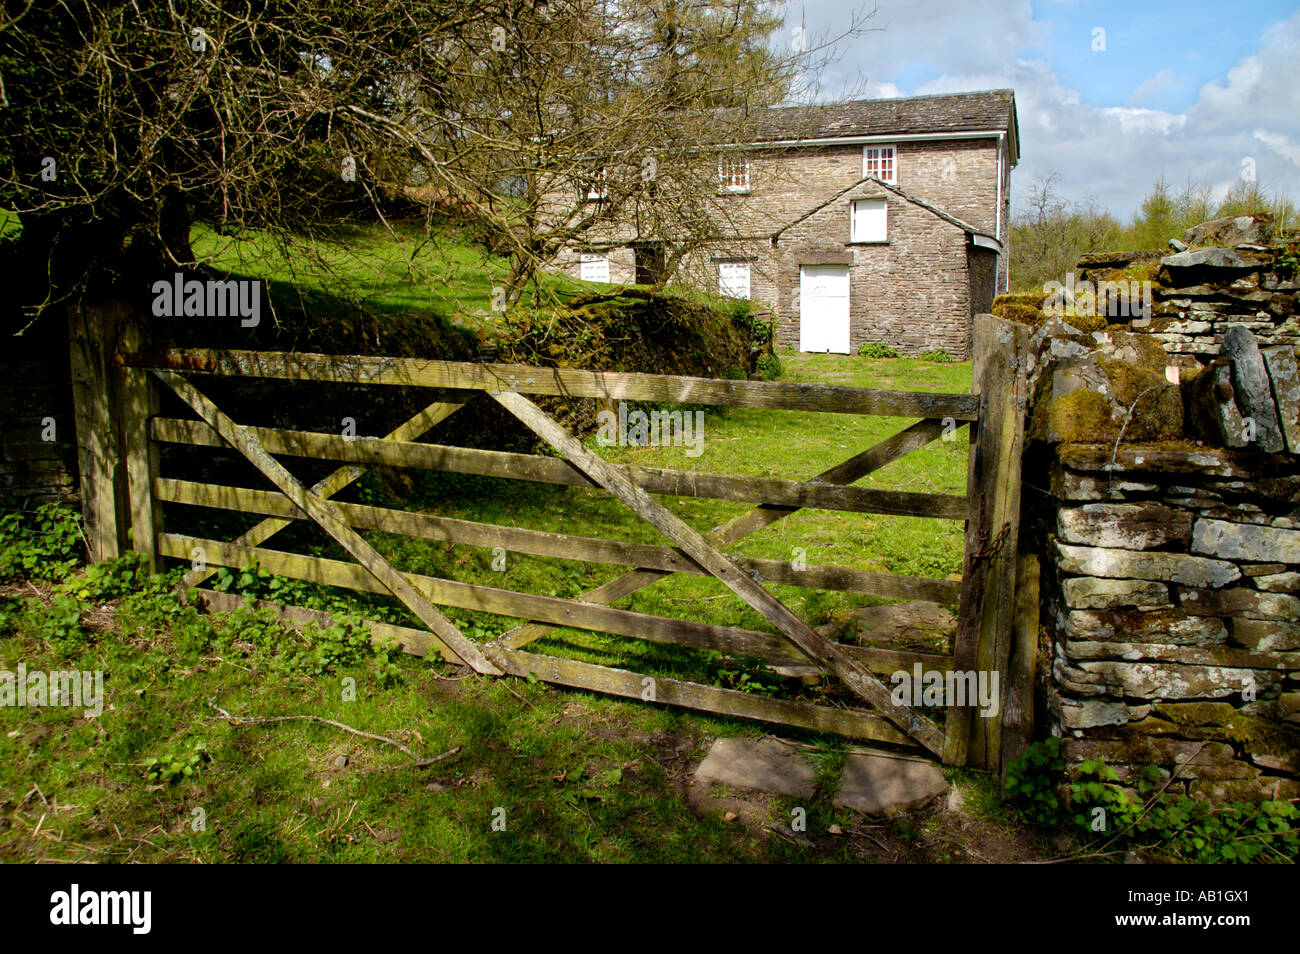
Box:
[772,89,1014,111]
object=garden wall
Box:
[0,322,77,505]
[1075,242,1298,365]
[1033,442,1300,801]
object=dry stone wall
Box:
[1034,443,1300,801]
[1072,218,1298,365]
[1017,220,1300,801]
[0,331,78,505]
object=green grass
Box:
[190,220,591,337]
[0,554,1014,864]
[338,353,973,690]
[0,576,735,862]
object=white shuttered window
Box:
[580,253,610,282]
[851,199,887,243]
[718,262,751,299]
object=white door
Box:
[580,253,610,283]
[799,265,850,353]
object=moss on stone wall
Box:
[992,298,1045,327]
[1046,388,1116,443]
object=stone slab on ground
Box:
[693,737,817,799]
[692,738,950,817]
[833,752,949,816]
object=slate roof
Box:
[748,90,1018,159]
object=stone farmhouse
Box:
[554,90,1019,358]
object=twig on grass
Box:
[500,681,536,708]
[860,830,894,857]
[207,699,460,768]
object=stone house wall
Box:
[555,137,1006,358]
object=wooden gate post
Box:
[119,320,164,571]
[945,314,1032,769]
[68,301,132,563]
[1001,552,1041,778]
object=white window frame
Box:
[851,199,887,243]
[862,144,896,184]
[585,167,608,201]
[718,155,751,193]
[718,262,751,299]
[579,252,610,283]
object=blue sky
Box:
[1032,1,1296,113]
[791,0,1300,220]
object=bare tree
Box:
[1,0,875,326]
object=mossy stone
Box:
[1096,356,1183,441]
[1062,312,1109,332]
[994,291,1049,310]
[994,301,1045,326]
[1047,387,1118,442]
[1130,703,1300,755]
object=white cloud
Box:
[1099,107,1187,137]
[802,0,1044,100]
[1126,69,1179,108]
[1254,130,1300,168]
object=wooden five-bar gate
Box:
[72,307,1032,771]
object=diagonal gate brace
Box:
[179,393,472,589]
[495,417,953,651]
[154,370,501,676]
[491,390,946,755]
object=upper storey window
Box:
[718,156,751,193]
[862,145,896,183]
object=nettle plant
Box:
[1005,738,1300,863]
[0,503,83,583]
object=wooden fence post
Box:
[945,314,1032,768]
[68,302,131,562]
[1001,551,1041,780]
[119,321,163,571]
